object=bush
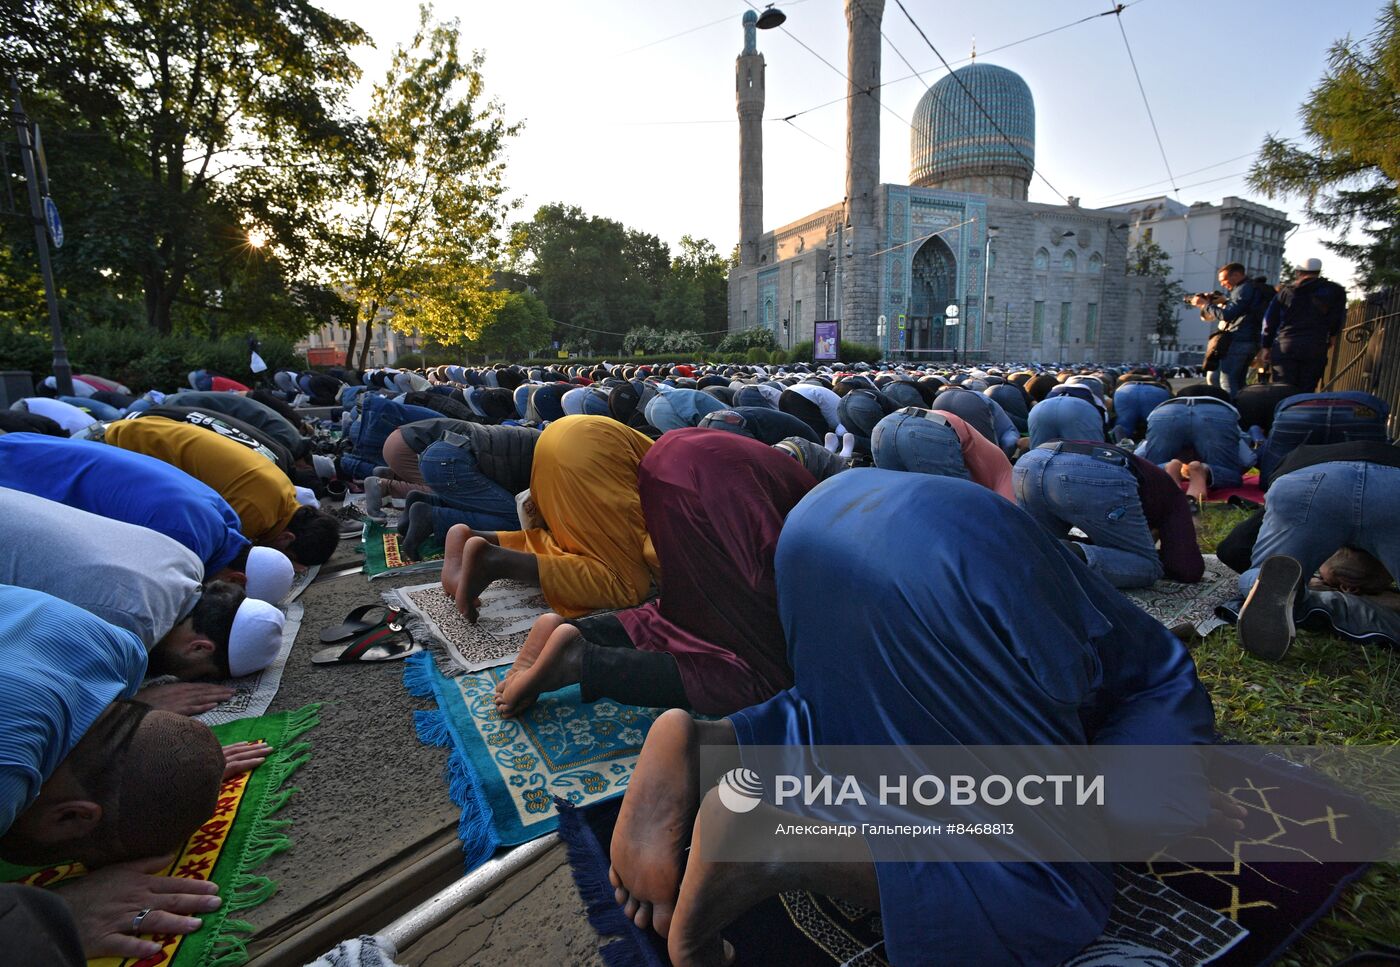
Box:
[745,346,768,364]
[787,339,883,366]
[769,349,789,365]
[622,326,706,355]
[0,326,305,392]
[716,326,778,354]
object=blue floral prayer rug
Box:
[404,650,661,869]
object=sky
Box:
[319,0,1386,289]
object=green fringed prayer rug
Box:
[361,520,444,580]
[0,704,320,967]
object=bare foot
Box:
[609,709,702,938]
[504,613,569,682]
[668,790,881,967]
[441,524,479,596]
[401,502,434,561]
[667,789,760,967]
[494,624,583,717]
[453,536,495,621]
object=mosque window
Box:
[1034,248,1049,272]
[1061,249,1077,273]
[1086,303,1099,343]
[1059,302,1072,343]
[1032,301,1045,343]
[988,246,997,271]
[1088,252,1102,273]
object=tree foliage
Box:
[514,205,728,352]
[323,8,519,368]
[1,0,367,335]
[1128,236,1186,347]
[1249,3,1400,290]
[474,290,553,360]
[716,325,779,354]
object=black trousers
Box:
[1272,353,1328,394]
[571,613,690,710]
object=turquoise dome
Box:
[910,63,1035,192]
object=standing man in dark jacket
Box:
[1192,262,1273,400]
[1259,258,1348,392]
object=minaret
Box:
[843,0,885,343]
[736,10,765,267]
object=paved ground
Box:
[245,538,459,958]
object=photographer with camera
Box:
[1190,262,1274,400]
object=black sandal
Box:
[319,604,402,643]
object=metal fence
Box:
[1322,286,1400,438]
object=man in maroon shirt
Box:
[1013,441,1204,589]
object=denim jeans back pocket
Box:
[1270,470,1327,521]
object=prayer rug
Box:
[1123,554,1236,636]
[0,704,320,967]
[558,748,1387,967]
[361,520,444,580]
[280,565,320,607]
[197,603,303,728]
[388,581,548,673]
[1180,468,1266,505]
[403,651,660,870]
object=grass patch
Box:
[1189,504,1400,964]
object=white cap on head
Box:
[312,453,336,481]
[228,598,286,677]
[243,546,295,604]
[1303,257,1323,273]
[294,485,319,508]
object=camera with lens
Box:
[1183,291,1226,307]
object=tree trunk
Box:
[356,299,380,371]
[343,303,361,369]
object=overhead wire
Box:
[1109,3,1178,196]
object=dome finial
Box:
[970,35,976,62]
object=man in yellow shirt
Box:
[104,417,340,567]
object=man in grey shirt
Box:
[0,488,284,682]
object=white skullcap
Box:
[312,453,336,481]
[294,485,319,508]
[1302,257,1323,273]
[228,598,286,677]
[244,546,295,604]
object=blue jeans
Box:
[1135,399,1252,489]
[1028,395,1105,450]
[59,396,123,420]
[416,439,520,539]
[1013,446,1164,588]
[1256,392,1389,488]
[1111,383,1171,440]
[1218,338,1259,400]
[1240,461,1400,597]
[870,410,970,480]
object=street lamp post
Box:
[979,225,999,363]
[9,79,73,396]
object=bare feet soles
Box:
[504,613,568,681]
[667,789,756,967]
[452,536,493,621]
[441,524,479,596]
[493,621,582,717]
[609,709,702,939]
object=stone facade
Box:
[840,0,885,345]
[736,11,765,268]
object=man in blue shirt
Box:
[1192,262,1273,400]
[0,434,293,603]
[0,585,228,960]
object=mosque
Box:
[724,0,1283,363]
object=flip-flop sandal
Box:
[312,624,421,665]
[1187,495,1201,515]
[320,604,402,643]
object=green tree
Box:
[658,235,728,336]
[1,0,367,334]
[1128,236,1186,348]
[324,7,519,369]
[515,203,671,352]
[475,290,553,360]
[1249,3,1400,290]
